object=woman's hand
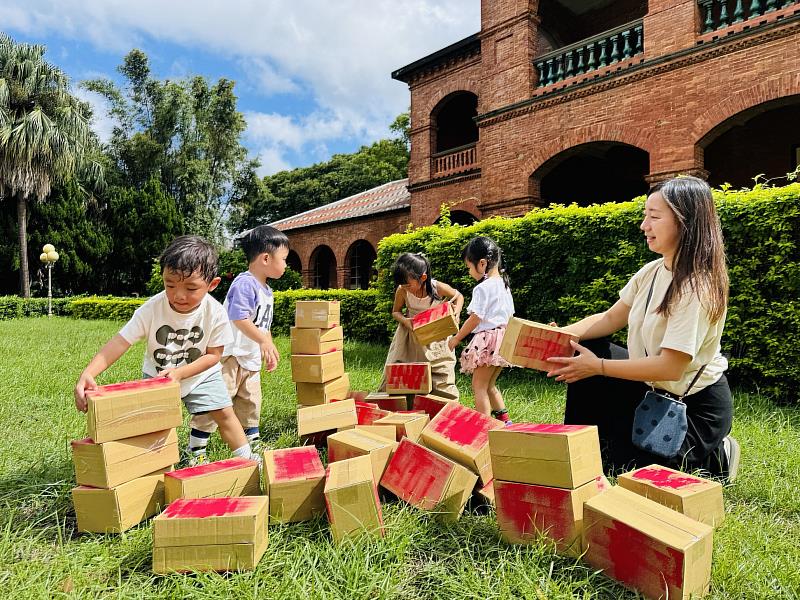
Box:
[546,340,603,384]
[402,317,414,331]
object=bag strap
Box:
[680,365,707,399]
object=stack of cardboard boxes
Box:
[71,377,182,533]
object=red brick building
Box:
[276,0,800,288]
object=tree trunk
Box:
[16,191,30,298]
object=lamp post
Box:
[39,244,59,317]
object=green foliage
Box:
[0,295,74,319]
[377,184,800,402]
[67,296,145,321]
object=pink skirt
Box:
[459,327,511,374]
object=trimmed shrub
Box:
[68,297,146,321]
[0,296,75,319]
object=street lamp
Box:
[39,244,59,317]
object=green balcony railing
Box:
[699,0,798,33]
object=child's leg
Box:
[233,370,263,447]
[471,366,494,415]
[208,406,250,454]
[188,412,216,457]
[487,366,512,423]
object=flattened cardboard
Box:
[384,363,433,395]
[71,428,178,489]
[72,471,166,533]
[412,394,457,420]
[583,486,713,600]
[374,413,430,443]
[364,392,408,412]
[164,457,261,503]
[86,377,182,443]
[296,373,350,406]
[297,399,357,437]
[412,302,459,346]
[494,475,610,556]
[354,425,398,442]
[618,465,725,527]
[489,423,603,489]
[152,496,269,573]
[499,317,579,371]
[327,429,398,483]
[420,402,504,485]
[295,300,340,329]
[291,325,344,355]
[263,447,326,523]
[380,438,477,522]
[324,455,384,542]
[291,350,345,383]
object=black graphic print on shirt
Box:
[153,325,205,371]
[253,303,272,331]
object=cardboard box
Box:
[412,302,459,345]
[354,401,392,426]
[291,350,344,384]
[476,478,495,506]
[291,325,344,355]
[583,486,713,600]
[380,438,477,522]
[324,455,384,542]
[364,392,409,412]
[295,300,340,329]
[499,317,579,372]
[348,390,369,403]
[355,425,398,442]
[71,429,178,489]
[494,475,610,556]
[152,496,269,573]
[297,399,357,438]
[489,423,603,489]
[85,377,182,443]
[164,457,261,503]
[72,471,166,533]
[263,447,326,523]
[412,394,457,420]
[384,363,433,395]
[296,373,350,406]
[374,413,430,443]
[419,402,504,485]
[617,465,725,527]
[327,429,398,483]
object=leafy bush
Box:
[0,296,75,320]
[67,297,146,321]
[377,183,800,402]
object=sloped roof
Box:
[269,178,410,232]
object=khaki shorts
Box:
[190,356,262,432]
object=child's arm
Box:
[162,345,223,382]
[434,282,464,321]
[447,313,481,351]
[74,334,131,412]
[390,287,413,330]
[234,318,279,372]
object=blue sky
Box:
[1,1,479,175]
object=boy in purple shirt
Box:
[187,226,290,464]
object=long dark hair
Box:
[392,253,438,299]
[461,236,510,288]
[648,176,728,323]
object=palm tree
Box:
[0,34,103,297]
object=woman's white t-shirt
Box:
[467,277,515,333]
[620,258,727,396]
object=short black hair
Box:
[238,225,290,263]
[159,235,218,283]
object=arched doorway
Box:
[702,97,800,189]
[430,92,479,179]
[310,245,337,290]
[344,240,377,290]
[435,210,479,226]
[286,250,301,276]
[533,142,650,206]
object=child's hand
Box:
[74,372,97,413]
[447,337,459,351]
[261,341,280,372]
[160,368,183,383]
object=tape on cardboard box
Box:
[296,373,350,406]
[354,425,398,442]
[327,429,398,483]
[164,457,261,503]
[291,350,345,383]
[72,471,167,533]
[324,455,384,542]
[499,317,579,371]
[297,399,357,437]
[263,447,326,523]
[291,325,344,355]
[71,428,178,489]
[295,300,340,328]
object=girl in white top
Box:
[448,236,515,423]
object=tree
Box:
[0,34,104,296]
[390,111,410,149]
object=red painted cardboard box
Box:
[384,362,433,395]
[476,478,495,506]
[380,438,477,522]
[327,429,398,483]
[85,377,182,443]
[374,413,430,443]
[489,423,603,489]
[617,465,725,527]
[263,447,326,523]
[494,475,610,556]
[324,455,384,542]
[71,428,178,489]
[152,496,269,573]
[412,394,457,420]
[411,302,458,346]
[296,373,350,406]
[291,350,345,383]
[364,392,409,412]
[499,317,579,372]
[164,457,261,504]
[295,300,340,329]
[583,486,713,600]
[290,325,344,355]
[354,401,392,425]
[419,402,504,485]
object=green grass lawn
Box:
[1,317,799,599]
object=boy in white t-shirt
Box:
[74,236,260,465]
[188,225,289,461]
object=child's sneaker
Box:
[491,408,513,425]
[723,435,741,483]
[180,448,208,468]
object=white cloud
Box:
[73,87,116,144]
[255,147,293,177]
[240,57,300,96]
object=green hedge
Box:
[67,297,146,321]
[0,295,75,320]
[377,183,800,402]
